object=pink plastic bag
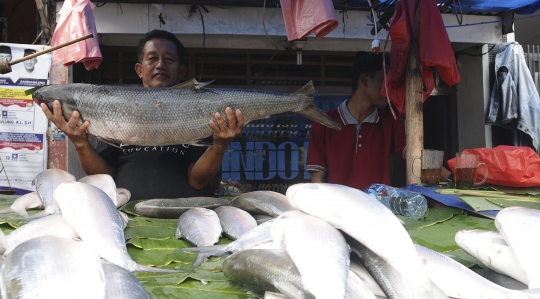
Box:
[51,0,102,70]
[280,0,338,40]
[448,146,540,188]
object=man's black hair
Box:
[0,45,11,55]
[351,51,390,94]
[137,30,186,64]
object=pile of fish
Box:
[176,183,540,299]
[32,80,341,146]
[0,169,175,299]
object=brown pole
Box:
[0,33,94,74]
[405,3,423,185]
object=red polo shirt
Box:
[306,100,406,191]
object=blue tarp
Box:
[349,0,540,15]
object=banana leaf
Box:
[486,197,540,210]
[398,207,461,231]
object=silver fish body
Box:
[286,183,448,299]
[54,182,176,273]
[79,174,118,207]
[253,214,276,225]
[214,206,257,240]
[135,197,230,219]
[175,207,222,247]
[33,81,341,146]
[455,229,528,286]
[176,219,274,267]
[223,248,315,299]
[272,210,350,299]
[415,244,529,299]
[29,169,75,220]
[0,235,106,299]
[495,207,540,288]
[4,214,78,255]
[101,260,151,299]
[230,191,296,217]
[0,191,43,218]
[345,233,410,299]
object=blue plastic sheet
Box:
[402,184,499,216]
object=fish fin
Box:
[169,78,215,90]
[132,263,185,273]
[10,206,30,218]
[294,81,316,97]
[95,137,124,149]
[189,139,212,147]
[298,103,342,131]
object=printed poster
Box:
[0,42,50,194]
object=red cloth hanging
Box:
[51,0,102,70]
[280,0,338,41]
[381,0,460,115]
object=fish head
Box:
[32,85,80,122]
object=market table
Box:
[0,188,530,298]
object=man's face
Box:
[23,58,37,72]
[135,39,185,88]
[0,53,12,62]
[365,70,388,109]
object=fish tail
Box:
[132,263,185,273]
[175,244,230,267]
[0,207,14,215]
[298,104,341,130]
[294,81,341,130]
[11,206,30,218]
[294,81,317,98]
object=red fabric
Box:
[280,0,338,40]
[306,104,406,191]
[51,0,102,70]
[381,0,460,114]
[447,146,540,188]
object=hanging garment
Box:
[381,0,460,115]
[486,42,540,151]
[51,0,102,70]
[280,0,338,41]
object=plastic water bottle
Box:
[366,184,428,220]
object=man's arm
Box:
[188,107,244,190]
[310,171,326,183]
[40,100,115,176]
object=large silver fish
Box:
[135,197,230,219]
[54,181,178,273]
[455,229,528,286]
[223,248,315,299]
[177,219,274,267]
[415,244,529,299]
[3,214,78,255]
[272,210,350,299]
[285,183,448,299]
[229,191,296,217]
[214,206,257,240]
[0,191,43,218]
[175,207,222,247]
[32,80,341,146]
[0,235,106,299]
[495,207,540,288]
[101,260,151,299]
[29,168,76,220]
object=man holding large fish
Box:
[38,30,244,201]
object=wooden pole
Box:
[405,3,423,185]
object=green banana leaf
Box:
[457,195,502,212]
[486,197,540,210]
[399,207,461,230]
[409,214,496,252]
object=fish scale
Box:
[33,80,341,146]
